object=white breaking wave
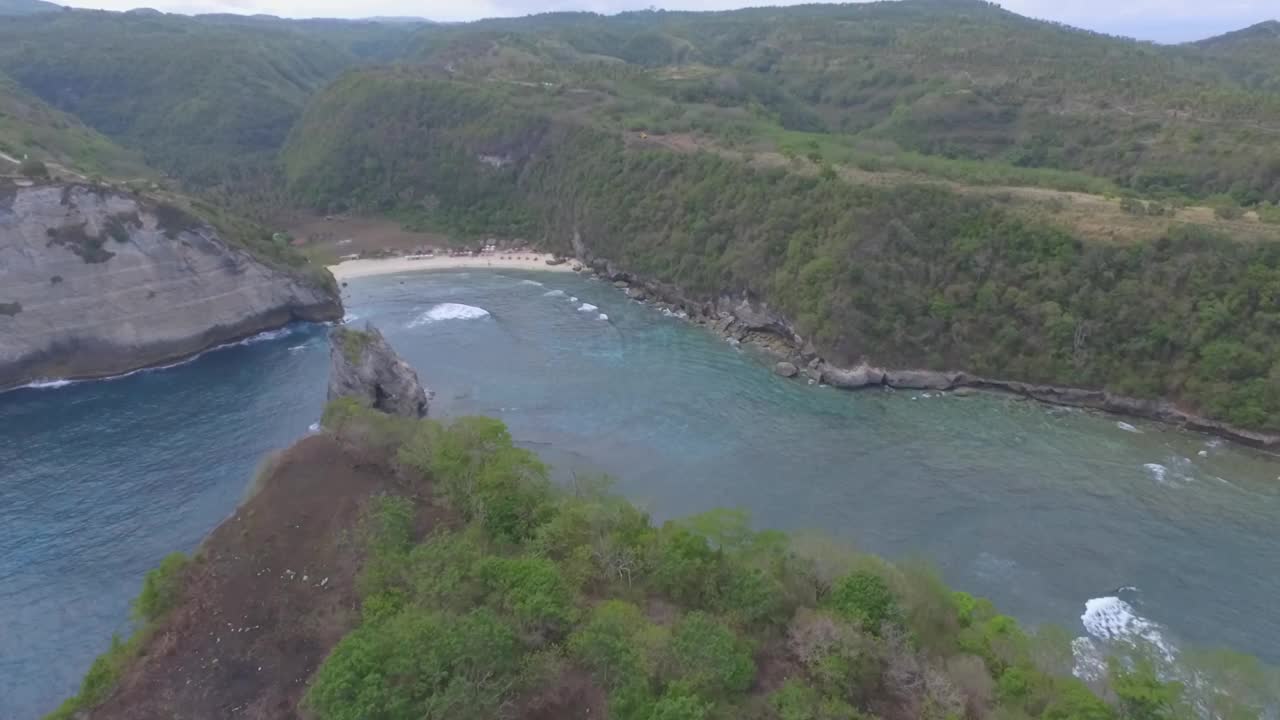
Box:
[577,303,599,312]
[1143,463,1169,484]
[569,296,578,303]
[20,378,75,390]
[1080,596,1175,661]
[1117,421,1141,433]
[407,303,491,328]
[543,289,565,297]
[598,313,609,321]
[308,422,321,432]
[8,325,303,393]
[342,312,360,324]
[520,279,544,286]
[288,343,309,352]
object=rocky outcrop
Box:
[574,247,1280,451]
[0,181,342,389]
[328,323,429,417]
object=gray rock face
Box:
[774,361,799,378]
[0,182,342,388]
[821,364,885,388]
[328,323,429,417]
[883,369,960,390]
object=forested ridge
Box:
[283,72,1280,432]
[2,0,1279,431]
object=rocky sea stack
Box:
[328,323,430,417]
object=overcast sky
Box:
[54,0,1278,43]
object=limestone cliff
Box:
[0,181,342,388]
[328,323,430,417]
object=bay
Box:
[2,269,1277,718]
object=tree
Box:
[1108,656,1189,720]
[828,571,901,634]
[666,612,755,697]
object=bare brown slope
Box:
[89,434,439,720]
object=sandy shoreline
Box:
[328,253,574,281]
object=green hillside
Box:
[0,11,369,188]
[0,71,152,179]
[399,2,1280,204]
[284,70,1280,432]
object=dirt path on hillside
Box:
[91,434,443,720]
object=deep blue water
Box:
[3,269,1279,718]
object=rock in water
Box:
[774,361,799,378]
[821,365,885,389]
[328,323,429,417]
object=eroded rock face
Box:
[328,323,429,417]
[0,182,342,388]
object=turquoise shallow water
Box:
[2,269,1279,717]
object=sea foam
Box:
[520,279,544,287]
[543,289,565,297]
[8,325,303,393]
[408,303,491,328]
[1143,463,1169,484]
[1117,421,1141,433]
[577,303,599,312]
[1080,596,1174,661]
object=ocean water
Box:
[3,269,1279,717]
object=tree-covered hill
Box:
[283,71,1280,432]
[0,11,407,187]
[0,0,59,16]
[0,71,152,179]
[401,1,1280,204]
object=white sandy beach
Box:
[328,253,574,281]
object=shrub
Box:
[827,570,901,634]
[400,417,555,542]
[405,529,487,610]
[43,634,142,720]
[652,526,722,607]
[666,612,755,697]
[771,679,863,720]
[320,398,417,455]
[649,684,713,720]
[306,608,521,720]
[19,157,49,179]
[569,600,665,689]
[478,555,576,641]
[131,552,189,623]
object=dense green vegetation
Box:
[0,72,152,180]
[302,403,1278,720]
[398,2,1280,204]
[0,12,396,189]
[284,74,1280,431]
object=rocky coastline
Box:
[568,254,1280,452]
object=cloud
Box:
[55,0,1278,42]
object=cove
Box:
[2,269,1278,719]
